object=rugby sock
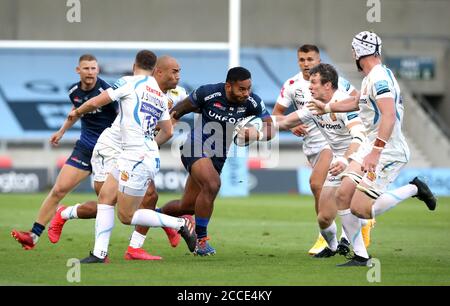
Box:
[129,230,146,249]
[131,209,184,230]
[195,217,209,239]
[371,184,418,217]
[93,204,115,259]
[339,209,369,259]
[31,222,45,243]
[61,203,80,220]
[339,226,348,241]
[320,222,338,251]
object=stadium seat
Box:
[0,155,12,168]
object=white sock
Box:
[93,204,115,259]
[339,209,369,259]
[320,222,338,251]
[129,230,146,249]
[339,226,348,241]
[131,209,185,230]
[30,233,39,244]
[61,203,80,220]
[371,184,418,217]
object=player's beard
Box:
[229,90,247,103]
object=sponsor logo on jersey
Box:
[248,96,258,108]
[141,91,165,108]
[146,85,163,97]
[339,78,351,91]
[120,171,129,182]
[112,78,126,90]
[375,80,390,95]
[317,121,342,130]
[295,89,305,100]
[207,110,239,124]
[205,92,222,101]
[169,89,179,96]
[237,107,246,113]
[347,113,358,120]
[367,171,376,182]
[140,102,163,119]
[213,102,226,111]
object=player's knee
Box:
[50,184,71,199]
[98,192,116,206]
[317,213,333,228]
[309,178,322,197]
[335,188,351,206]
[142,190,158,209]
[117,210,133,225]
[350,206,366,219]
[202,179,221,195]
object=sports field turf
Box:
[1,193,449,286]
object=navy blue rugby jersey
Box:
[68,78,118,150]
[184,82,270,159]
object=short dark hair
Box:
[226,67,251,83]
[135,50,157,71]
[309,63,338,90]
[79,54,97,63]
[297,44,320,54]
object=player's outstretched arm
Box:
[271,111,304,131]
[49,106,79,147]
[154,119,174,146]
[308,95,360,115]
[170,97,200,120]
[68,91,112,120]
[272,102,308,137]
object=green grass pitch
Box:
[1,193,449,285]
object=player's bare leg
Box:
[188,159,220,256]
[11,164,90,249]
[160,175,199,217]
[114,187,196,255]
[48,180,103,243]
[308,148,332,255]
[125,181,177,260]
[38,165,90,225]
[313,187,339,258]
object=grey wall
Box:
[2,1,449,55]
[1,0,449,107]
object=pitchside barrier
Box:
[1,167,449,196]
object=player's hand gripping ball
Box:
[233,116,263,147]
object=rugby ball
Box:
[233,116,263,147]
